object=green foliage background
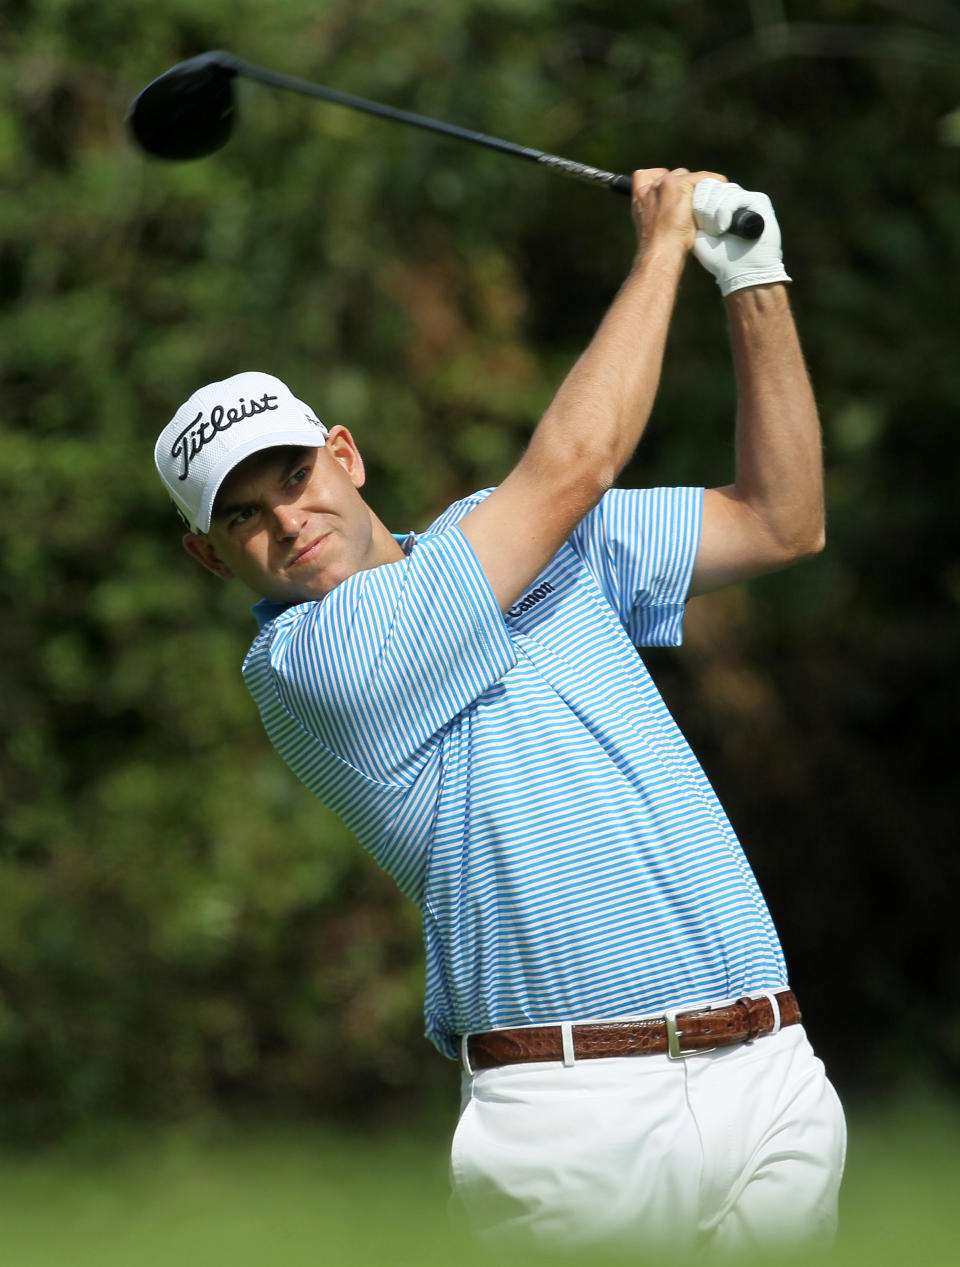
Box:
[1,0,957,1142]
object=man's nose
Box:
[272,503,304,538]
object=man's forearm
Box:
[726,283,825,557]
[458,167,719,613]
[528,239,687,490]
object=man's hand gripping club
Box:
[692,178,791,296]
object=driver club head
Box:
[127,51,239,161]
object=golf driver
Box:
[127,50,764,240]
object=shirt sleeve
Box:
[569,487,704,646]
[255,526,517,786]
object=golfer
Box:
[155,169,845,1255]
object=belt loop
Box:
[460,1032,474,1076]
[756,991,782,1036]
[560,1022,576,1067]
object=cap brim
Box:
[195,428,328,532]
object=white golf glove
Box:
[692,179,791,297]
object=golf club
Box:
[127,51,765,240]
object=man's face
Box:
[183,428,387,603]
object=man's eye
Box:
[289,466,309,486]
[230,507,256,529]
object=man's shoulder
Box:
[425,487,651,540]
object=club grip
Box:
[611,174,764,240]
[728,207,764,241]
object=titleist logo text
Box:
[171,392,280,481]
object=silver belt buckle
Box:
[664,1004,717,1059]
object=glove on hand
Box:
[692,179,791,297]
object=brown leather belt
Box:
[462,990,800,1071]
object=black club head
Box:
[127,51,238,161]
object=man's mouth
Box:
[288,534,330,567]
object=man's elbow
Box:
[782,517,826,564]
[533,428,619,508]
[802,502,827,558]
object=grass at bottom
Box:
[832,1092,960,1265]
[0,1094,956,1266]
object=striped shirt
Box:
[243,487,788,1058]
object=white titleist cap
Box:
[154,370,329,533]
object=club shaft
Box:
[220,54,762,236]
[228,55,633,194]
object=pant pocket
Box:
[446,1087,550,1243]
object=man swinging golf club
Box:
[154,168,845,1256]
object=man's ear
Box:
[182,532,234,580]
[324,425,366,489]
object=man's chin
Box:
[244,556,365,605]
[256,573,343,605]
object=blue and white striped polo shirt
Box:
[243,487,787,1058]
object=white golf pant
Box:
[449,1023,846,1258]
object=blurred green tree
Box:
[1,0,957,1140]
